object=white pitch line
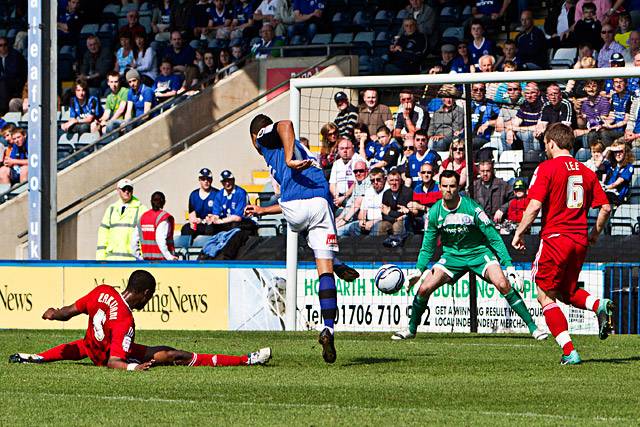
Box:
[2,391,635,422]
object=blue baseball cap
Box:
[220,170,235,181]
[199,168,212,178]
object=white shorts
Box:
[280,197,339,258]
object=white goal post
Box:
[285,66,640,331]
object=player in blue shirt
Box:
[247,114,359,364]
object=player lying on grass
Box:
[393,170,548,341]
[249,114,359,364]
[9,270,271,370]
[513,123,614,365]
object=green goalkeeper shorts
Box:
[433,248,500,281]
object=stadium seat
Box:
[394,9,410,24]
[77,132,100,147]
[351,11,370,31]
[499,150,523,165]
[439,6,457,26]
[610,204,638,235]
[333,32,354,44]
[58,133,78,150]
[358,55,373,75]
[140,16,152,34]
[373,10,391,32]
[442,27,463,44]
[575,148,591,162]
[2,112,21,124]
[80,24,99,35]
[331,12,353,33]
[119,3,139,17]
[550,48,577,69]
[437,151,449,162]
[102,4,121,17]
[311,33,332,45]
[97,23,115,39]
[352,31,374,56]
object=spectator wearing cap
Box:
[119,10,147,44]
[384,17,426,75]
[96,178,148,261]
[515,10,548,70]
[333,91,359,140]
[329,137,366,209]
[182,168,219,237]
[603,53,626,94]
[209,170,248,228]
[438,44,456,72]
[507,178,528,224]
[473,160,513,223]
[357,89,393,140]
[124,69,156,120]
[288,0,324,43]
[601,78,631,146]
[162,31,196,73]
[134,191,178,260]
[598,23,625,68]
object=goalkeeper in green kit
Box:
[392,170,548,340]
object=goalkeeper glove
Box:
[506,266,523,292]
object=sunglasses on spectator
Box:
[327,131,338,136]
[601,30,614,34]
[120,187,133,193]
[420,171,433,175]
[400,97,413,101]
[0,43,7,47]
[371,177,385,182]
[471,88,484,92]
[507,87,520,91]
[353,169,367,174]
[453,147,465,152]
[403,146,415,151]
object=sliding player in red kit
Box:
[512,123,614,365]
[9,270,271,370]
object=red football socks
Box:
[188,353,248,367]
[37,340,86,362]
[568,288,599,312]
[543,303,574,356]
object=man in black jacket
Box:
[384,18,426,75]
[0,37,26,115]
[379,170,413,236]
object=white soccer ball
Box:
[375,264,405,294]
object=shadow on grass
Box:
[342,357,406,366]
[431,334,534,340]
[584,356,640,364]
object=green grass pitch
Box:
[2,330,640,425]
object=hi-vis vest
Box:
[139,209,175,260]
[96,196,146,261]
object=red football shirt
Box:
[528,155,609,245]
[74,285,136,366]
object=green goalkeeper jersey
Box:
[415,196,512,272]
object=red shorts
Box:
[531,234,587,298]
[69,339,150,366]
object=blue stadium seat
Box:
[77,132,100,148]
[575,148,591,162]
[102,4,121,17]
[140,16,152,34]
[352,31,374,55]
[311,33,332,45]
[2,112,21,125]
[333,32,354,44]
[373,10,391,32]
[119,3,139,17]
[331,11,353,33]
[461,5,472,20]
[358,55,373,75]
[80,24,99,35]
[442,26,463,44]
[352,10,371,31]
[97,23,115,39]
[58,133,79,149]
[394,9,410,24]
[550,48,577,69]
[439,6,457,26]
[610,205,639,235]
